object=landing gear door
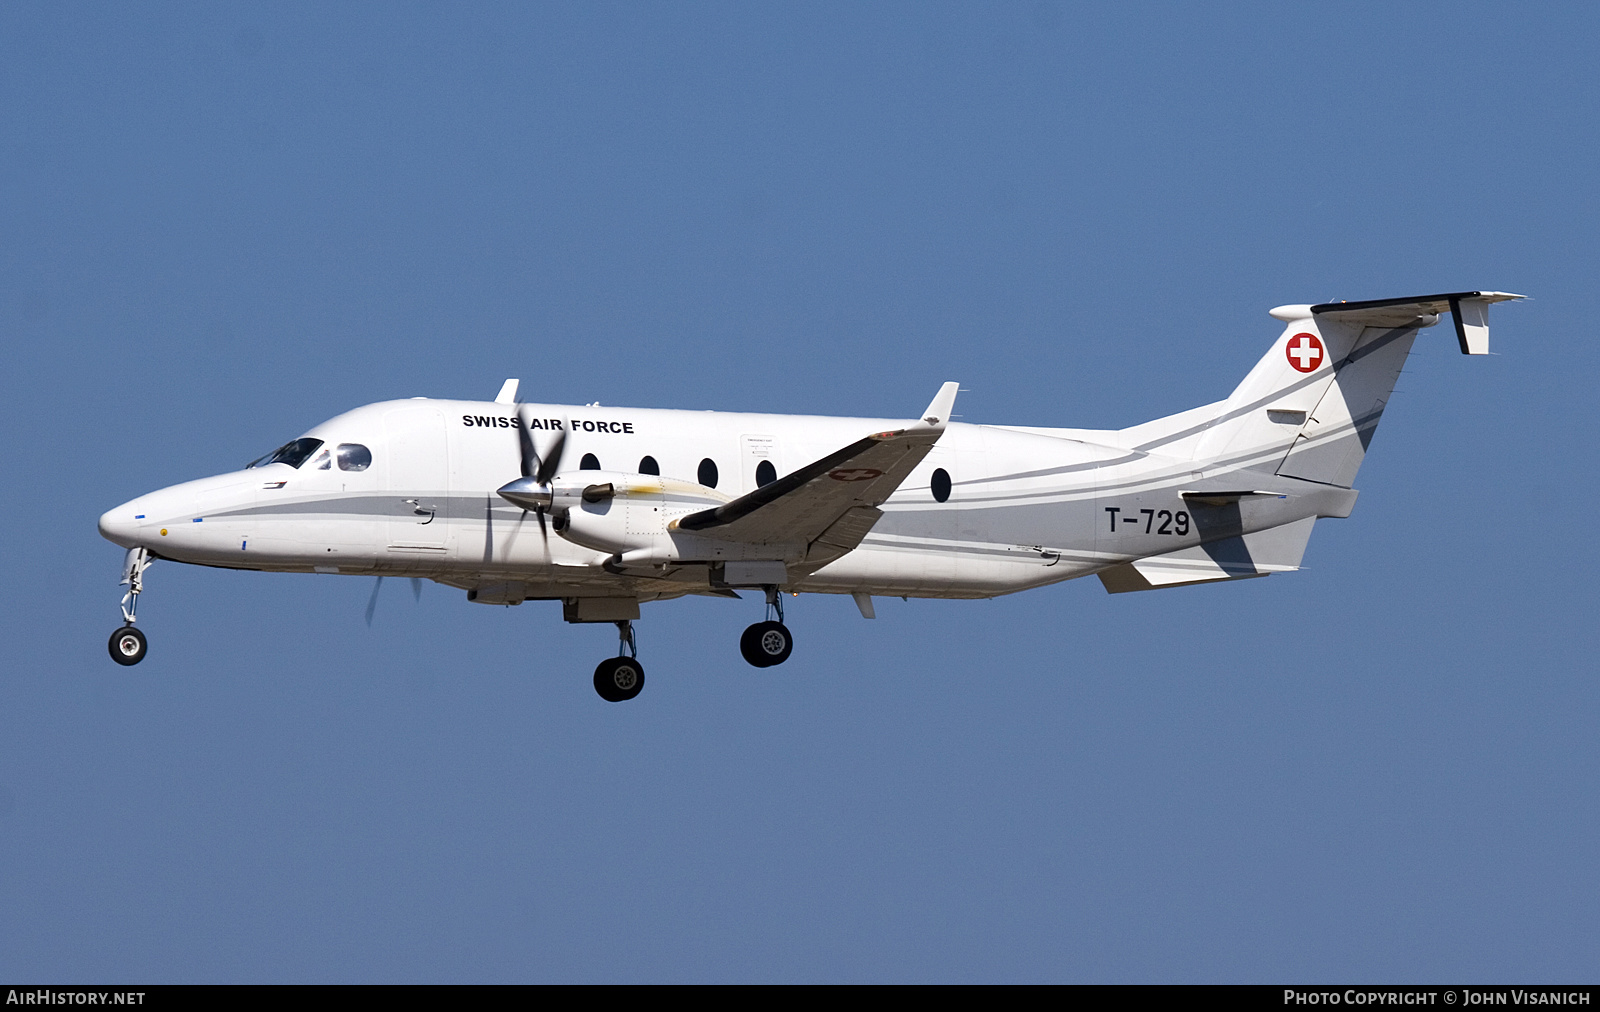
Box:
[741,434,777,494]
[384,406,451,551]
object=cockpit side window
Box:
[247,438,324,469]
[336,443,372,471]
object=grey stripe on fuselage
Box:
[202,494,515,521]
[950,449,1148,486]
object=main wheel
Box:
[108,626,147,666]
[739,621,793,668]
[594,656,645,702]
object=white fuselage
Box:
[98,393,1348,606]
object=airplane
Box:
[98,291,1522,701]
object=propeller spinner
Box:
[496,406,566,530]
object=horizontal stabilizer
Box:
[1098,517,1316,594]
[1311,291,1524,354]
[1179,490,1285,507]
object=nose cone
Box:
[98,502,145,548]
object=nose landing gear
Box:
[593,619,645,702]
[740,586,794,668]
[108,547,151,667]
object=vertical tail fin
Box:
[1273,321,1417,487]
[1192,292,1522,488]
[1190,309,1362,473]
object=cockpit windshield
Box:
[246,438,325,469]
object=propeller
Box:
[365,575,424,627]
[516,404,537,478]
[497,405,567,539]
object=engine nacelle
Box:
[550,471,721,557]
[549,471,806,567]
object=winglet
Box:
[495,379,520,404]
[916,382,960,430]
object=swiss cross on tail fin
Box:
[1310,291,1525,355]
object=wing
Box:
[674,383,958,563]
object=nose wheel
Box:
[593,620,645,701]
[740,585,794,667]
[108,625,147,666]
[108,547,152,667]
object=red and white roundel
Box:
[1285,333,1325,373]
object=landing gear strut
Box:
[740,585,793,668]
[593,619,645,702]
[108,547,151,666]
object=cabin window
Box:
[756,460,776,487]
[248,438,324,469]
[580,453,601,470]
[698,458,719,488]
[336,443,372,471]
[638,455,660,475]
[931,467,952,503]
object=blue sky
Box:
[2,1,1596,982]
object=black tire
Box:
[739,621,793,668]
[594,656,645,702]
[108,626,147,666]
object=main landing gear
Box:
[593,619,645,702]
[108,547,151,666]
[740,586,794,668]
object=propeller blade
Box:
[410,577,422,602]
[535,506,548,543]
[534,422,567,486]
[516,405,536,479]
[365,576,383,627]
